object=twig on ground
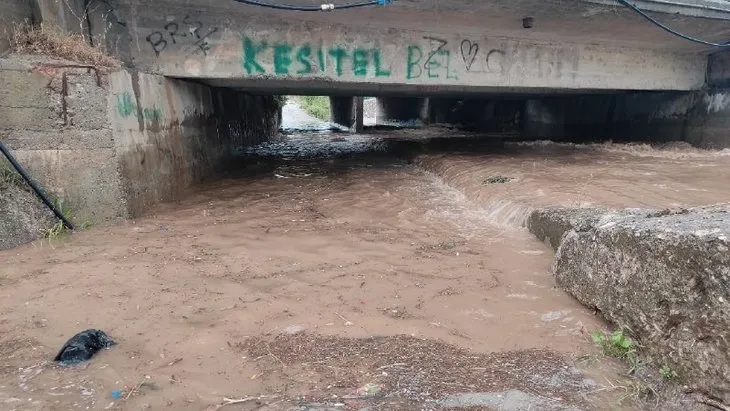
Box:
[205,395,278,411]
[205,396,256,411]
[125,381,144,400]
[266,343,286,368]
[696,397,730,411]
[377,363,407,370]
[685,389,730,411]
[335,312,353,326]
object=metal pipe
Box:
[0,141,75,230]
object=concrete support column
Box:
[329,96,363,133]
[376,97,430,125]
[523,99,565,139]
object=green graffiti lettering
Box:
[426,53,441,78]
[273,44,293,75]
[142,107,162,122]
[328,47,348,77]
[242,37,267,75]
[352,48,369,76]
[372,49,391,77]
[296,45,313,74]
[443,50,458,80]
[406,46,423,80]
[116,93,136,117]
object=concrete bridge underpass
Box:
[3,0,730,222]
[79,0,730,141]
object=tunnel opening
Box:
[229,88,719,179]
[122,73,729,221]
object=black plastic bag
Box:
[54,329,116,365]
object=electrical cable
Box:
[616,0,730,48]
[0,141,75,230]
[231,0,391,11]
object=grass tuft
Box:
[296,96,331,121]
[42,221,68,240]
[9,22,120,69]
[0,158,24,189]
[591,329,641,373]
[659,364,678,381]
[40,198,80,240]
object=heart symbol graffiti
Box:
[460,39,479,71]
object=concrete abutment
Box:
[520,90,730,148]
[0,56,281,232]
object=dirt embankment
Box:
[0,172,56,250]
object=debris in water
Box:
[335,312,353,326]
[54,329,116,365]
[354,382,383,398]
[484,175,514,184]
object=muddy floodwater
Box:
[2,117,730,410]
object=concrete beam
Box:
[583,0,730,20]
[97,5,707,94]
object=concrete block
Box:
[1,129,115,150]
[65,71,112,130]
[544,206,730,402]
[12,148,128,223]
[0,69,52,109]
[0,106,60,130]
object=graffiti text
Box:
[241,37,392,78]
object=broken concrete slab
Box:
[529,205,730,402]
[527,207,649,251]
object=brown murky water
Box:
[1,133,729,410]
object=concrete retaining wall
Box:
[110,71,281,215]
[110,71,220,216]
[0,56,128,223]
[528,206,730,403]
[686,90,730,149]
[521,90,730,148]
[0,55,280,229]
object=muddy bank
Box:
[529,205,730,403]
